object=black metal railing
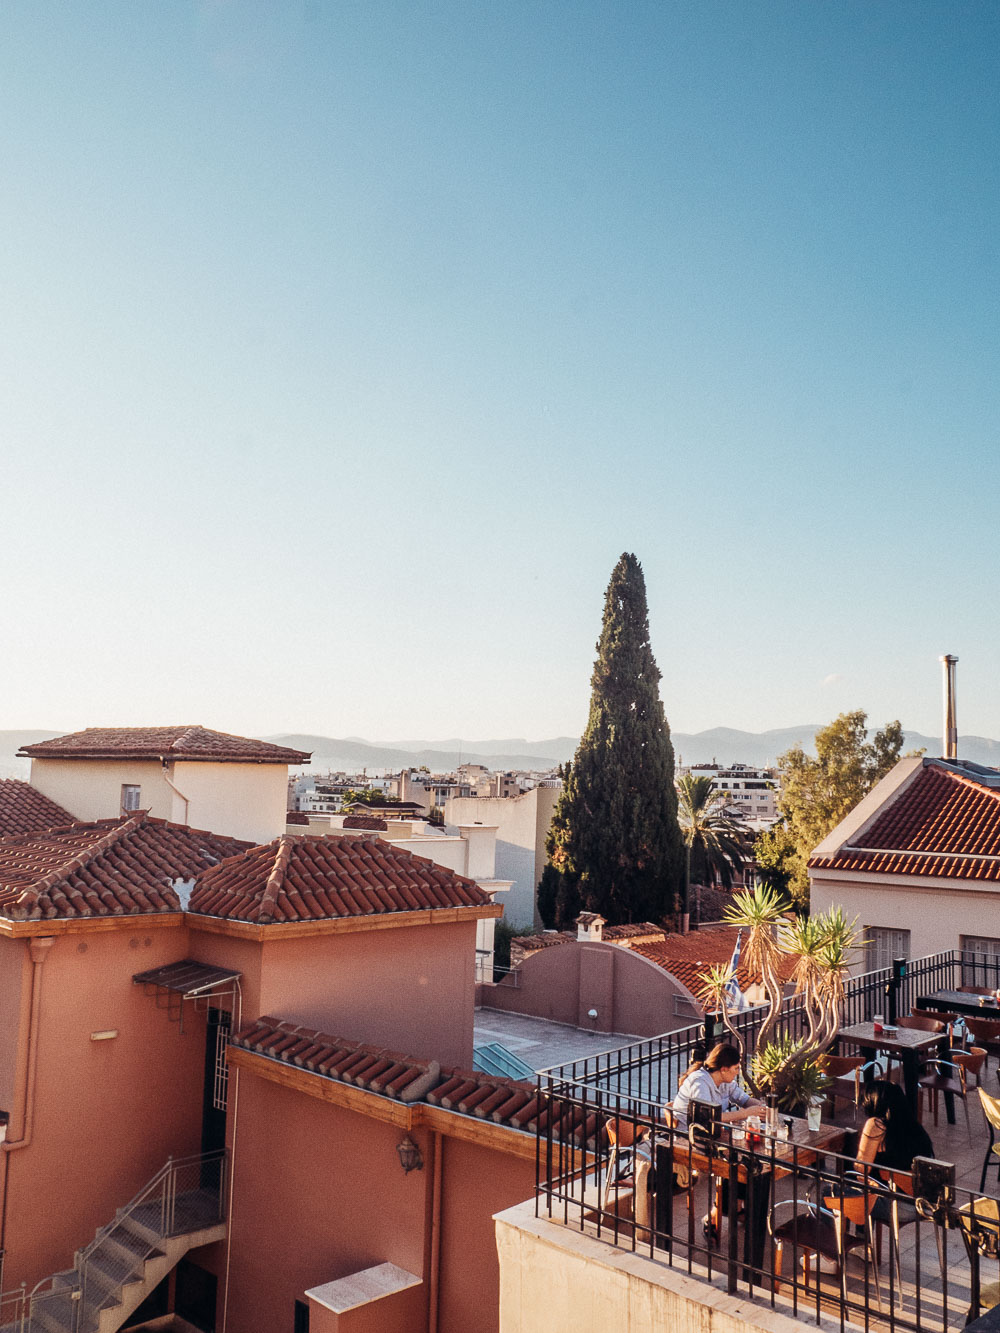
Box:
[535,1079,1000,1331]
[534,948,1000,1331]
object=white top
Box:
[672,1066,752,1129]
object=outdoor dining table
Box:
[838,1020,954,1123]
[918,988,1000,1021]
[655,1116,846,1274]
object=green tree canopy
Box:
[777,710,907,907]
[537,553,684,928]
[676,774,751,895]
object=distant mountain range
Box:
[3,726,998,780]
[266,726,1000,772]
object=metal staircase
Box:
[472,1041,535,1080]
[0,1151,226,1333]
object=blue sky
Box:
[1,1,997,742]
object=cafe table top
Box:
[838,1020,944,1054]
[918,989,1000,1020]
[668,1115,845,1178]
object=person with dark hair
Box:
[855,1079,933,1224]
[672,1042,763,1130]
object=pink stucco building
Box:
[0,729,560,1333]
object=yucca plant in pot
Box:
[697,885,861,1109]
[750,1032,830,1115]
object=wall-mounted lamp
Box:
[587,1008,598,1020]
[0,1111,9,1144]
[90,1030,119,1042]
[396,1135,424,1174]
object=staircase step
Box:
[29,1290,78,1333]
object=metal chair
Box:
[770,1192,882,1310]
[823,1056,882,1124]
[603,1117,648,1218]
[918,1051,972,1142]
[897,1013,945,1034]
[965,1017,1000,1071]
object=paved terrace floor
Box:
[473,1009,641,1072]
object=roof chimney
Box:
[940,654,959,760]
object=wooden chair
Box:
[897,1013,944,1034]
[978,1087,1000,1193]
[603,1117,649,1225]
[915,1005,960,1044]
[822,1055,866,1123]
[965,1017,1000,1071]
[770,1192,881,1309]
[917,1051,972,1141]
[959,984,995,996]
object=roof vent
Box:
[940,654,959,760]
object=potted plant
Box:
[697,885,860,1106]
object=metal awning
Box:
[133,959,241,1029]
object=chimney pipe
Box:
[940,654,959,760]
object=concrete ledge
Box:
[495,1199,844,1333]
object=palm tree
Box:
[676,775,751,928]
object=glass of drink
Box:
[873,1014,884,1035]
[807,1099,823,1132]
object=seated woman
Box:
[672,1042,764,1130]
[855,1079,933,1224]
[670,1042,764,1237]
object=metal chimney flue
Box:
[940,654,959,760]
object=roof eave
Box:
[184,901,502,941]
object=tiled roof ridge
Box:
[19,725,309,764]
[228,1016,600,1143]
[839,843,1000,863]
[5,812,148,920]
[259,837,296,925]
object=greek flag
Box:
[725,931,749,1011]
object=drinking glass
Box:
[806,1100,823,1132]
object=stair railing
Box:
[2,1148,226,1333]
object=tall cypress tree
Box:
[539,553,684,927]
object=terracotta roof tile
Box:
[342,815,388,831]
[230,1017,597,1145]
[285,811,310,826]
[188,834,491,924]
[0,781,75,838]
[0,813,251,921]
[632,926,796,996]
[20,725,309,765]
[809,761,1000,882]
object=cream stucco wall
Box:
[810,870,1000,968]
[29,757,290,843]
[496,1201,835,1333]
[446,787,559,929]
[29,758,176,824]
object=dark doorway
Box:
[202,1008,231,1156]
[123,1275,169,1327]
[176,1258,217,1332]
[294,1299,310,1332]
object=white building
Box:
[678,760,779,827]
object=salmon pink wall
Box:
[1,924,206,1289]
[0,941,29,1116]
[479,942,697,1038]
[436,1135,534,1333]
[224,1066,537,1333]
[224,1074,431,1333]
[256,921,477,1068]
[187,927,264,1028]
